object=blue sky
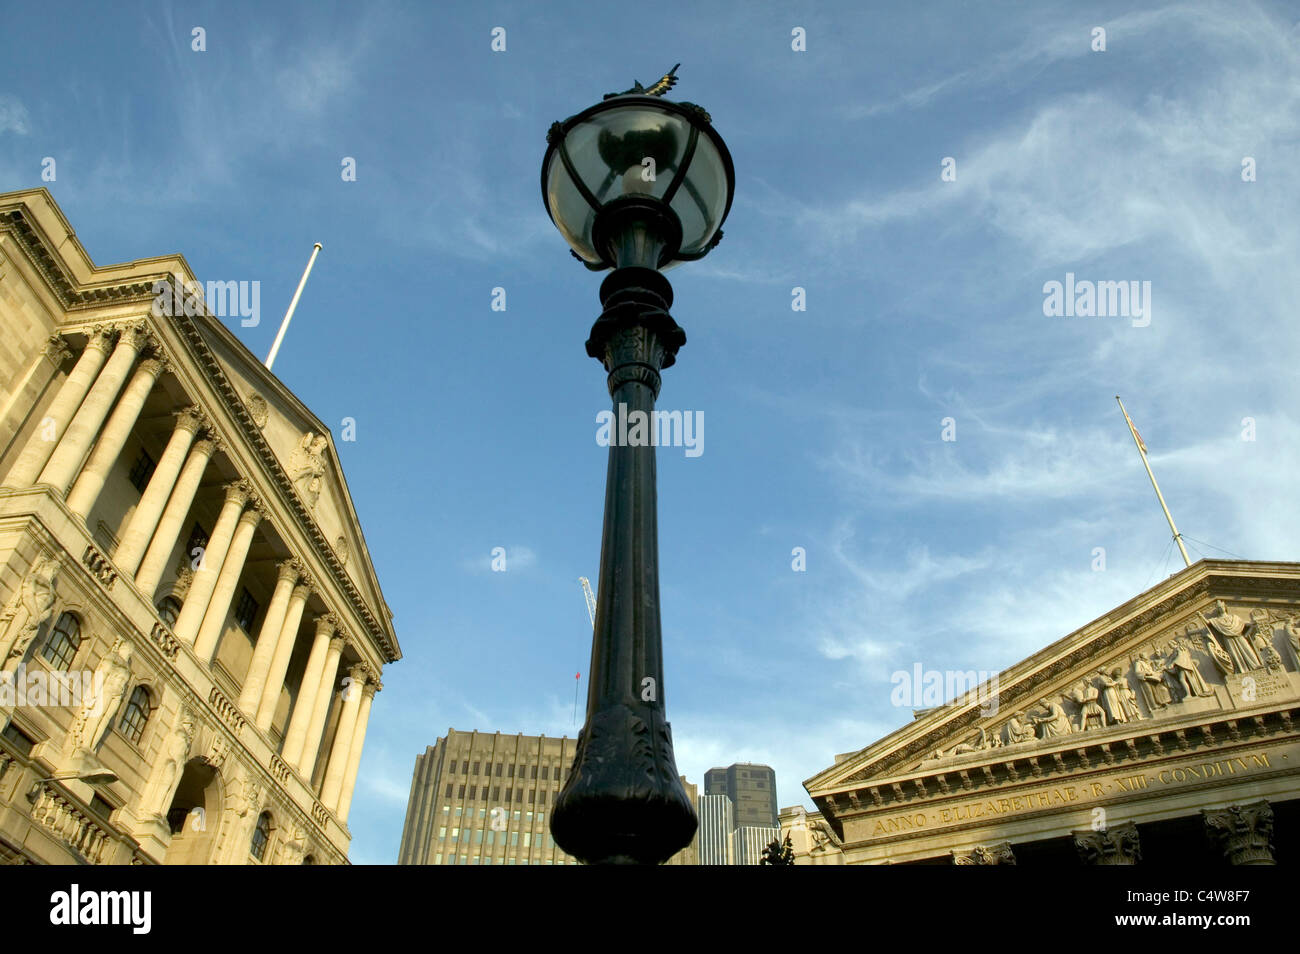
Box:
[4,1,1299,863]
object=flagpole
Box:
[1116,395,1191,567]
[265,242,322,372]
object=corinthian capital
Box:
[175,405,207,435]
[42,334,72,365]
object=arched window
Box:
[250,812,272,861]
[41,612,81,669]
[118,686,151,743]
[156,596,182,626]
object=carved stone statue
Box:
[1165,636,1213,700]
[1098,667,1142,722]
[1,554,61,663]
[1286,617,1300,657]
[1068,678,1107,731]
[1248,610,1284,673]
[942,726,999,758]
[290,431,328,509]
[1204,602,1262,673]
[1003,711,1036,745]
[1031,698,1072,738]
[66,639,133,754]
[142,704,196,819]
[1134,652,1173,710]
[280,825,308,865]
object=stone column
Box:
[320,665,367,811]
[133,436,219,599]
[65,355,167,517]
[3,327,113,487]
[193,503,263,662]
[0,334,70,433]
[238,561,302,715]
[255,580,311,732]
[297,634,347,780]
[1203,801,1275,865]
[280,616,339,770]
[171,481,250,643]
[113,407,206,575]
[337,679,378,822]
[1074,821,1141,865]
[38,324,149,493]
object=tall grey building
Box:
[704,762,779,829]
[734,825,781,866]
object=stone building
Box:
[397,728,699,864]
[802,560,1300,864]
[0,188,399,864]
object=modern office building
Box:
[0,188,399,865]
[398,727,698,864]
[705,762,779,828]
[804,561,1300,864]
[697,792,734,865]
[734,824,781,866]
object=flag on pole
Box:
[1119,399,1147,454]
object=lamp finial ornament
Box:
[605,63,680,100]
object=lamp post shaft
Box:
[550,266,696,866]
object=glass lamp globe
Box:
[542,95,735,271]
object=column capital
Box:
[175,405,207,435]
[113,321,151,351]
[136,356,167,381]
[85,324,117,352]
[222,479,254,507]
[42,334,72,366]
[346,662,370,688]
[328,634,348,653]
[275,559,302,583]
[363,679,381,699]
[1203,800,1275,864]
[291,580,314,602]
[952,843,1016,865]
[1073,822,1141,865]
[191,437,218,460]
[314,613,339,638]
[237,502,264,527]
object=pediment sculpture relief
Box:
[290,430,328,509]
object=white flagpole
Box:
[265,242,322,371]
[1116,395,1191,567]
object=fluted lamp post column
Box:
[541,66,734,866]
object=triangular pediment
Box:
[806,562,1300,828]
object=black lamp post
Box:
[542,67,735,865]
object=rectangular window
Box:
[461,760,469,773]
[541,766,549,780]
[468,785,476,799]
[523,832,531,847]
[128,449,156,492]
[531,765,538,779]
[234,587,259,633]
[508,765,514,778]
[486,830,495,846]
[458,785,465,798]
[472,761,479,775]
[451,828,459,838]
[474,830,483,845]
[1,721,35,757]
[435,853,442,864]
[510,832,519,846]
[455,807,462,817]
[539,791,547,806]
[444,783,453,797]
[529,791,535,804]
[438,827,446,840]
[495,762,503,776]
[89,795,115,819]
[442,805,450,813]
[492,786,500,801]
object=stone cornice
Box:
[1,198,399,665]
